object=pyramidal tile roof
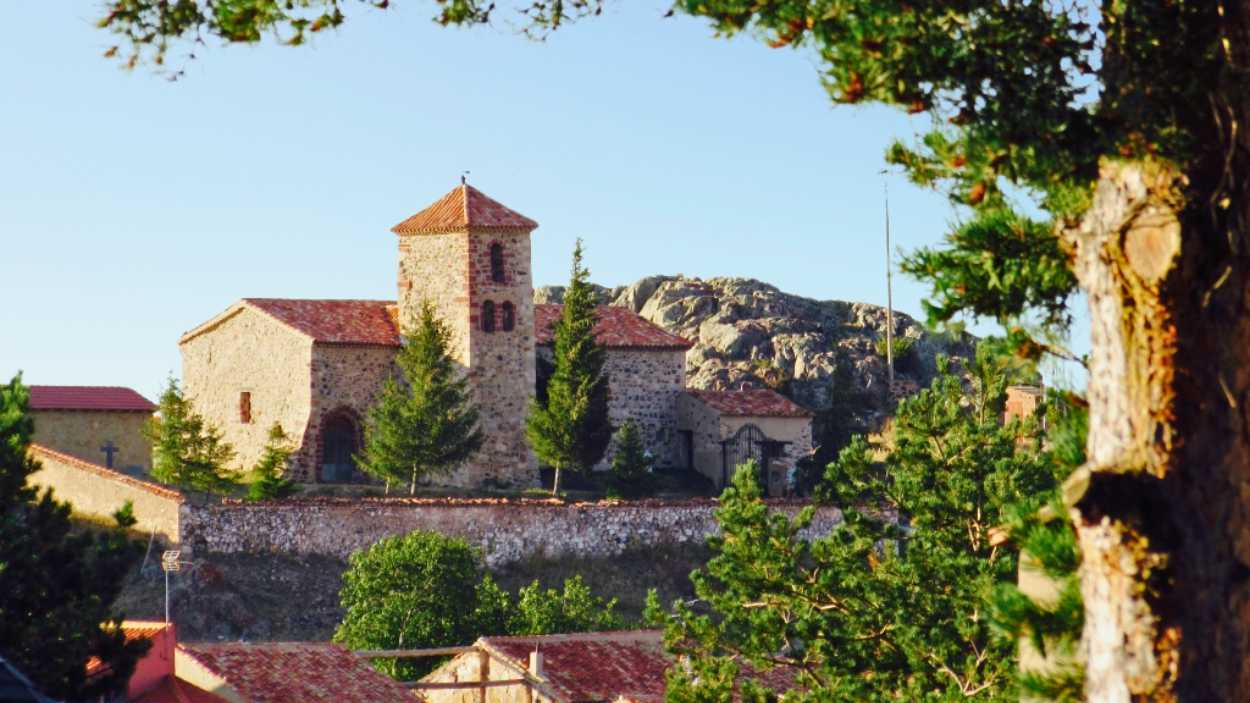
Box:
[391,183,538,234]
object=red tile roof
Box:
[244,299,401,346]
[685,388,814,418]
[28,386,156,412]
[477,630,799,702]
[535,304,692,350]
[391,184,538,234]
[177,642,412,703]
[483,631,669,703]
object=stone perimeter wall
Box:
[179,497,841,567]
[28,444,183,543]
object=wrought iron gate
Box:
[722,424,769,489]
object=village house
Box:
[177,182,813,491]
[416,630,796,702]
[90,621,413,703]
[28,385,155,474]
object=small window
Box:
[490,243,505,283]
[501,301,515,332]
[481,301,496,333]
[239,391,252,424]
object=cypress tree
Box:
[358,301,483,494]
[0,374,149,700]
[246,422,297,501]
[525,239,611,495]
[145,376,238,494]
[609,420,652,497]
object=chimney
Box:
[529,649,543,678]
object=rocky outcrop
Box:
[536,275,975,419]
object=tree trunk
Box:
[552,466,562,497]
[1066,158,1250,701]
[409,467,417,496]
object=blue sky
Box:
[0,3,1086,398]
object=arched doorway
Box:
[321,411,360,483]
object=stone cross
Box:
[100,440,119,469]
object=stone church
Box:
[180,183,813,490]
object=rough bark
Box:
[1067,153,1250,701]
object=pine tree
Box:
[648,349,1060,701]
[609,420,652,498]
[526,239,611,495]
[0,375,149,700]
[358,301,483,494]
[246,423,297,501]
[145,376,238,494]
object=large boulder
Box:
[536,274,976,424]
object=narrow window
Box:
[481,301,496,333]
[501,301,515,332]
[239,391,252,424]
[490,243,505,283]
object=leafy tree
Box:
[795,349,871,495]
[358,302,483,494]
[526,239,611,495]
[100,1,1250,695]
[246,423,298,501]
[608,421,653,497]
[335,529,623,680]
[0,375,149,700]
[334,530,493,679]
[145,376,238,494]
[648,354,1060,701]
[511,575,623,635]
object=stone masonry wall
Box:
[181,306,313,476]
[300,343,396,482]
[29,444,183,543]
[536,347,686,471]
[30,409,152,474]
[676,392,727,486]
[465,231,538,487]
[398,229,538,488]
[179,497,841,567]
[397,232,471,364]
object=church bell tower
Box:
[390,182,539,487]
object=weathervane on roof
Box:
[461,170,470,186]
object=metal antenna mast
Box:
[882,174,895,389]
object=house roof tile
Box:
[476,630,799,702]
[482,630,669,703]
[177,642,412,703]
[29,386,156,412]
[685,388,813,418]
[391,184,538,235]
[243,299,401,346]
[534,304,692,350]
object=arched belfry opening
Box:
[320,409,361,483]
